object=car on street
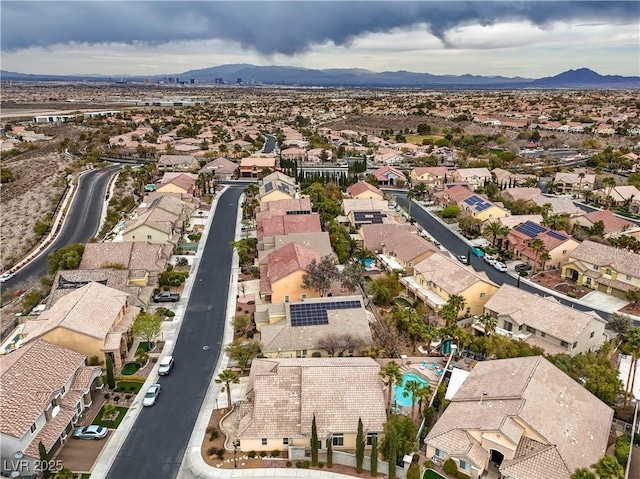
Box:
[493,262,508,272]
[457,254,468,263]
[0,272,15,283]
[143,383,161,406]
[484,255,496,266]
[72,425,109,440]
[158,356,174,376]
[515,263,532,273]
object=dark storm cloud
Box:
[1,1,638,54]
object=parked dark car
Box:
[515,263,532,273]
[153,292,180,303]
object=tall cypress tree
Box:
[356,417,365,473]
[326,438,333,468]
[370,435,378,477]
[38,441,52,479]
[388,433,397,479]
[311,414,318,466]
[106,356,115,389]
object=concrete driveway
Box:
[56,432,113,473]
[581,290,629,311]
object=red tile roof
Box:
[346,181,383,198]
[581,209,634,234]
[257,213,322,240]
[260,243,322,292]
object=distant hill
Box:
[2,65,638,89]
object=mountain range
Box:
[1,65,638,89]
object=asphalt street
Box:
[263,134,276,154]
[3,165,121,289]
[105,186,243,479]
[392,193,611,319]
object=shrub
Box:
[248,451,257,459]
[443,458,458,476]
[456,472,470,479]
[118,386,126,392]
[406,463,420,479]
[296,461,303,468]
[216,448,225,459]
[207,447,216,457]
[424,460,435,469]
[125,394,131,400]
[113,395,121,403]
[615,434,631,466]
[129,386,136,392]
[166,310,175,317]
[318,462,324,468]
[208,428,220,441]
[259,451,267,458]
[567,291,577,298]
[311,352,322,357]
[303,460,310,469]
[271,450,280,457]
[286,461,292,468]
[412,454,420,463]
[104,393,111,400]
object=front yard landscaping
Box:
[120,362,140,375]
[93,405,128,429]
[115,380,143,394]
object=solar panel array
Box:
[463,194,492,212]
[290,300,362,327]
[353,211,385,224]
[286,210,313,215]
[547,230,567,241]
[264,182,274,192]
[515,221,547,238]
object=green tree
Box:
[402,379,422,420]
[55,467,75,479]
[529,238,548,272]
[356,417,365,473]
[47,243,85,274]
[591,455,623,479]
[380,361,403,412]
[326,437,333,468]
[131,310,162,346]
[622,328,640,406]
[341,261,364,294]
[105,356,116,389]
[224,339,261,372]
[38,441,52,479]
[370,434,379,476]
[477,312,497,337]
[625,288,640,306]
[215,369,240,411]
[570,468,596,479]
[387,432,397,479]
[311,415,319,466]
[102,403,117,425]
[302,255,339,297]
[380,415,416,470]
[608,313,632,339]
[602,177,617,210]
[406,191,415,217]
[483,221,509,247]
[441,294,466,326]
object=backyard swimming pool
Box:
[394,371,429,408]
[356,257,375,269]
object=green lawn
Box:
[120,362,140,375]
[137,341,153,352]
[115,381,143,393]
[395,297,413,308]
[423,469,447,479]
[405,134,445,145]
[93,405,128,429]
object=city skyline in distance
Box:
[1,1,639,78]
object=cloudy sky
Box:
[1,1,639,78]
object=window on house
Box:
[480,292,485,299]
[282,438,289,446]
[590,331,595,338]
[626,275,632,281]
[261,438,268,446]
[30,422,37,434]
[573,341,578,349]
[408,262,413,267]
[465,307,471,315]
[541,332,546,338]
[592,264,598,270]
[504,321,513,332]
[459,460,471,471]
[526,326,536,334]
[332,434,344,446]
[605,269,612,275]
[367,433,378,446]
[284,295,290,303]
[562,250,567,255]
[586,278,592,285]
[147,235,152,240]
[301,294,307,300]
[434,448,445,459]
[561,340,569,348]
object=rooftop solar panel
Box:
[547,231,567,241]
[290,300,362,327]
[516,221,547,238]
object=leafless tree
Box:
[316,333,364,357]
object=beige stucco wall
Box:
[239,432,369,453]
[474,205,509,222]
[156,183,189,195]
[260,190,294,203]
[353,191,384,201]
[547,239,580,269]
[123,224,171,244]
[271,271,320,304]
[42,328,106,364]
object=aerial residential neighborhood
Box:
[1,3,640,479]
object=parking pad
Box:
[55,430,113,473]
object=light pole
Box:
[233,440,240,468]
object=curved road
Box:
[105,186,243,479]
[5,165,121,288]
[390,192,611,320]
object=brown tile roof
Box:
[569,240,640,278]
[484,284,604,343]
[239,358,386,440]
[23,282,133,341]
[443,184,474,204]
[79,241,171,271]
[346,181,383,198]
[256,198,313,220]
[199,157,238,174]
[580,209,634,234]
[426,356,613,478]
[372,165,406,181]
[360,224,438,263]
[71,366,102,391]
[500,441,570,479]
[24,407,76,459]
[259,232,334,264]
[412,166,448,178]
[260,242,321,290]
[257,214,322,240]
[360,223,418,253]
[261,171,296,186]
[0,339,85,439]
[342,198,391,216]
[414,253,497,295]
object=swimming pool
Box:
[394,371,429,408]
[356,257,375,269]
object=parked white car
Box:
[143,384,161,407]
[493,262,508,272]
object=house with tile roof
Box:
[258,178,297,203]
[256,213,322,245]
[261,171,296,186]
[372,165,407,186]
[410,166,448,188]
[240,156,277,178]
[425,356,612,479]
[232,357,386,452]
[258,232,334,264]
[198,157,239,179]
[256,295,373,358]
[401,253,499,317]
[505,221,580,271]
[592,185,640,209]
[255,198,313,221]
[156,173,197,196]
[280,147,306,160]
[491,168,536,188]
[346,180,384,200]
[259,242,322,304]
[79,241,172,274]
[20,282,140,369]
[571,209,635,237]
[459,194,510,222]
[451,168,492,191]
[157,154,199,171]
[476,284,606,355]
[0,340,103,465]
[434,184,474,207]
[359,223,439,274]
[500,188,585,216]
[553,172,595,195]
[561,240,640,299]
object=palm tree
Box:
[623,327,640,406]
[539,251,551,270]
[243,183,258,197]
[415,384,431,418]
[402,380,421,419]
[477,312,497,337]
[577,172,586,198]
[446,294,466,320]
[591,455,623,479]
[482,221,509,247]
[570,468,596,479]
[540,202,553,221]
[602,177,617,210]
[529,238,547,273]
[406,191,416,217]
[380,361,403,413]
[215,369,240,411]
